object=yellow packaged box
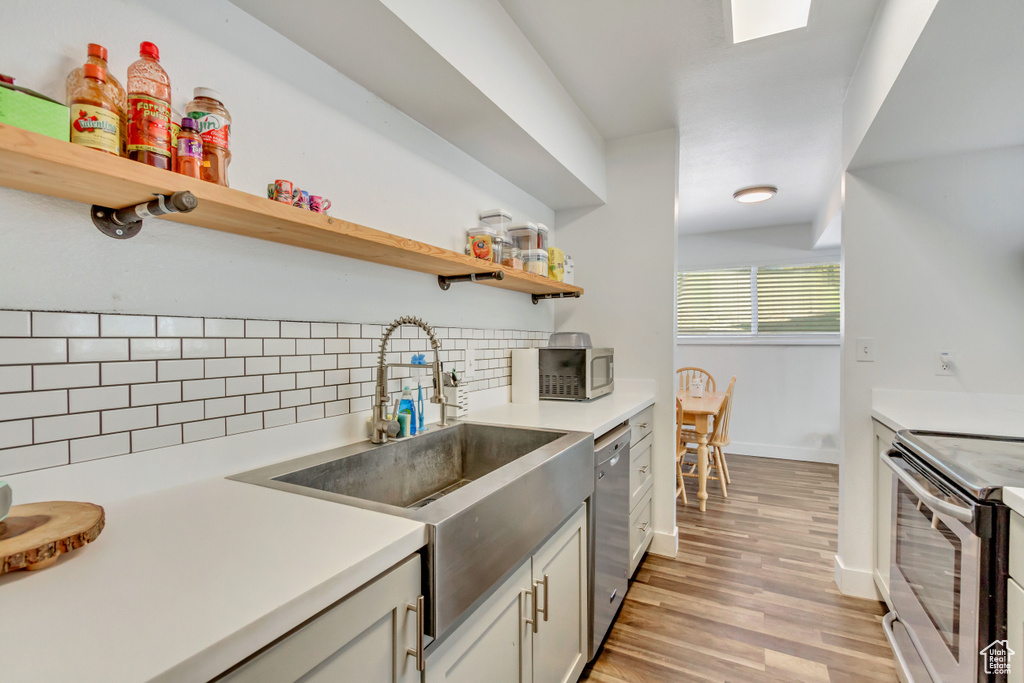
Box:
[548,247,565,282]
[0,82,69,141]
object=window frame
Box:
[676,261,841,346]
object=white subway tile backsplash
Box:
[281,321,311,338]
[245,392,279,413]
[70,433,131,463]
[35,412,99,442]
[324,339,349,354]
[226,413,262,435]
[295,371,324,389]
[205,358,245,378]
[226,375,263,396]
[324,400,349,417]
[350,396,371,412]
[325,369,349,386]
[130,338,181,360]
[183,338,226,359]
[132,425,182,452]
[310,354,336,371]
[337,354,360,369]
[205,396,245,419]
[158,359,205,382]
[205,318,245,338]
[245,356,279,376]
[296,339,324,355]
[280,356,311,373]
[182,378,226,401]
[280,389,311,408]
[0,441,68,475]
[0,390,67,421]
[34,363,99,390]
[337,323,360,338]
[263,373,296,392]
[311,323,337,338]
[157,316,204,338]
[0,310,31,337]
[264,407,296,428]
[158,401,205,426]
[349,368,371,383]
[226,338,263,357]
[101,314,155,338]
[0,366,33,393]
[102,361,156,385]
[246,319,279,338]
[349,339,371,353]
[131,382,182,406]
[0,419,33,449]
[70,385,130,413]
[336,383,360,400]
[310,386,336,404]
[69,338,129,363]
[297,403,325,422]
[263,339,296,356]
[184,418,226,443]
[102,406,156,434]
[33,312,99,337]
[0,338,67,365]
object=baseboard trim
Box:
[727,441,839,464]
[649,528,678,558]
[834,554,882,599]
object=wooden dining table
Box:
[677,390,726,512]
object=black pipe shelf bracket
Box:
[437,270,505,291]
[91,190,199,239]
[532,291,581,305]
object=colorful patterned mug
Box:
[310,195,332,214]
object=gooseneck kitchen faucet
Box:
[371,316,454,444]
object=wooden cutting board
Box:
[0,501,105,574]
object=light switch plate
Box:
[855,337,875,362]
[937,350,955,375]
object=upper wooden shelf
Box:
[0,124,582,299]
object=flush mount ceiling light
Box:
[733,186,778,203]
[728,0,811,44]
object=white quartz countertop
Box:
[0,476,426,682]
[467,378,656,436]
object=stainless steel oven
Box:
[881,431,1017,683]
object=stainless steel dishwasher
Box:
[588,424,631,660]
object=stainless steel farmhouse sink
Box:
[230,421,594,638]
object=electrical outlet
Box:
[937,350,955,376]
[855,337,875,362]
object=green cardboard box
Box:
[0,82,69,141]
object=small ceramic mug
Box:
[689,377,705,398]
[0,481,11,523]
[309,195,332,214]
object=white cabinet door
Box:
[221,554,421,683]
[425,560,534,683]
[629,433,653,513]
[1009,577,1024,683]
[873,420,896,606]
[532,504,588,683]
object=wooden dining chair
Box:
[678,376,735,498]
[676,367,715,427]
[675,398,688,505]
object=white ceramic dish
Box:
[0,481,11,522]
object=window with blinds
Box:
[677,263,840,336]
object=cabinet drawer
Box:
[629,433,653,512]
[1012,512,1024,581]
[629,487,653,576]
[629,405,654,447]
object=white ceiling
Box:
[498,0,881,234]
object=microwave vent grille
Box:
[540,374,581,398]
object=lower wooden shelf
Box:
[0,123,583,299]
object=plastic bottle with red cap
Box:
[126,41,172,169]
[68,64,120,156]
[66,44,128,156]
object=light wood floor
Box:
[581,454,896,682]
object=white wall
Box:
[0,0,555,331]
[555,129,679,556]
[677,224,841,463]
[838,145,1024,595]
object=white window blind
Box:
[676,268,752,335]
[677,263,840,336]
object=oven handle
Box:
[881,451,974,523]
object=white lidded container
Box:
[466,224,496,261]
[479,209,511,233]
[509,222,538,252]
[536,223,549,251]
[522,248,548,276]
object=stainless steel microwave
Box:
[538,347,614,401]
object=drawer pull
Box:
[637,521,650,533]
[637,422,649,429]
[535,574,549,623]
[523,583,540,634]
[406,595,425,672]
[638,465,649,474]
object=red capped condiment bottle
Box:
[68,64,120,156]
[126,41,172,169]
[66,44,128,157]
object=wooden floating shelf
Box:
[0,124,583,299]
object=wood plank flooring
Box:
[581,454,895,682]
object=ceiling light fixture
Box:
[733,186,778,203]
[728,0,811,44]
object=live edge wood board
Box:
[0,124,583,299]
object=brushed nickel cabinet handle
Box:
[523,584,539,634]
[535,574,549,623]
[638,422,649,429]
[638,521,650,533]
[638,465,649,474]
[406,596,425,672]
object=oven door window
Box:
[591,355,612,391]
[895,482,962,659]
